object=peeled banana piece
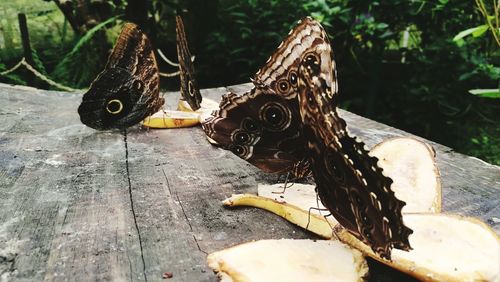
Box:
[225,190,500,281]
[219,137,500,281]
[371,137,441,213]
[207,239,369,282]
[177,97,219,123]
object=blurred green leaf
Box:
[468,89,500,98]
[453,25,488,42]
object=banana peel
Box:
[141,97,219,129]
[141,110,200,128]
[207,239,369,282]
[213,137,500,281]
[223,194,500,282]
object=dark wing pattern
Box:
[176,15,202,111]
[296,28,413,259]
[202,85,305,173]
[78,23,163,130]
[202,18,329,176]
[253,17,328,100]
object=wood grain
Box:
[0,83,498,281]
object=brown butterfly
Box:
[203,17,412,259]
[203,84,307,174]
[202,18,327,177]
[78,23,163,130]
[176,15,202,111]
[296,27,413,259]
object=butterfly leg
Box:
[272,172,295,194]
[305,205,330,230]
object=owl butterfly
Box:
[203,84,307,174]
[202,17,328,177]
[176,15,202,111]
[296,22,413,259]
[204,17,412,259]
[78,23,163,130]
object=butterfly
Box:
[78,23,164,130]
[176,15,202,111]
[203,17,412,259]
[203,84,307,174]
[296,28,413,259]
[202,17,328,177]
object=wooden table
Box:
[0,82,498,281]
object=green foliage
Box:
[0,0,498,164]
[469,89,500,98]
[52,16,120,88]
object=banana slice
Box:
[371,137,441,213]
[178,98,219,124]
[224,194,500,282]
[141,110,200,128]
[177,97,219,113]
[207,239,369,282]
[258,137,441,215]
[218,138,499,281]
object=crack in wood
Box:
[161,168,207,255]
[0,253,18,279]
[124,130,148,282]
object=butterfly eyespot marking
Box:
[106,99,123,114]
[304,52,319,65]
[260,102,291,131]
[289,71,298,86]
[133,80,144,92]
[230,145,250,159]
[304,89,316,108]
[232,130,251,145]
[233,145,244,155]
[277,79,290,93]
[188,81,196,97]
[242,118,260,133]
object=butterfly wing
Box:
[176,16,202,111]
[296,33,412,259]
[78,23,163,130]
[202,17,329,175]
[253,17,329,100]
[202,86,305,173]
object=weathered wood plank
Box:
[0,82,498,282]
[0,85,144,281]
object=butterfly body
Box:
[78,23,163,130]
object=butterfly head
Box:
[78,67,153,130]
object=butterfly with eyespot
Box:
[176,15,202,111]
[203,17,412,259]
[78,23,164,130]
[202,17,329,178]
[295,25,413,259]
[203,84,307,175]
